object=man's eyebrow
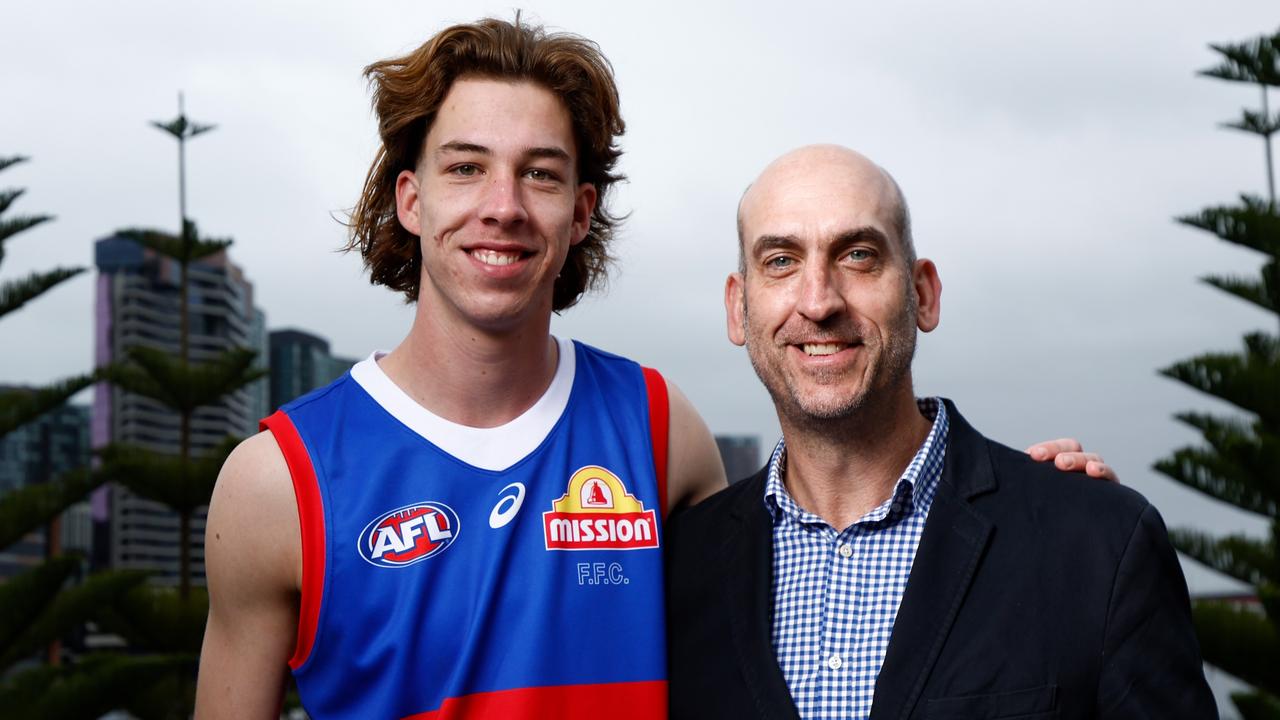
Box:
[433,142,572,164]
[751,234,801,254]
[834,227,890,247]
[525,146,572,163]
[751,228,890,256]
[435,141,490,156]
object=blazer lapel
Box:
[717,471,801,720]
[870,403,996,720]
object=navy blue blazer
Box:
[666,401,1217,719]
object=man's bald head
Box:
[735,145,913,273]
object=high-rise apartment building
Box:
[91,234,267,585]
[0,397,92,581]
[268,329,356,412]
[715,434,761,484]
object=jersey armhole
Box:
[640,368,669,519]
[260,410,325,671]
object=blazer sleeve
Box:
[1096,503,1218,719]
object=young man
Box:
[195,20,1111,720]
[666,145,1215,719]
[195,19,725,719]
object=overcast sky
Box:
[2,0,1277,597]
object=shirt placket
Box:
[815,523,861,719]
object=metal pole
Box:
[178,92,187,227]
[1264,84,1275,208]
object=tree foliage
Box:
[0,153,198,715]
[1158,28,1280,717]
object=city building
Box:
[715,434,761,484]
[0,396,92,581]
[268,329,356,412]
[91,233,266,586]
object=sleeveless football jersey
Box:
[261,338,670,720]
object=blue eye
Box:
[765,256,794,269]
[847,248,872,262]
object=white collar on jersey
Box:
[349,336,576,472]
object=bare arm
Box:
[664,381,728,513]
[195,431,301,719]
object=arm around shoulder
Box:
[1096,503,1217,719]
[194,430,302,719]
[663,380,727,514]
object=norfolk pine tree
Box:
[1157,29,1280,720]
[0,155,189,717]
[89,100,266,718]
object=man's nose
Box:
[796,263,844,322]
[480,173,529,227]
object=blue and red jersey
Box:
[262,339,670,720]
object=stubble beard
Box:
[743,285,918,434]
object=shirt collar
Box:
[763,398,949,530]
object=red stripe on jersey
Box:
[403,680,667,720]
[261,410,325,670]
[641,367,669,518]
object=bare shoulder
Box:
[206,430,300,591]
[665,380,728,512]
[196,430,300,717]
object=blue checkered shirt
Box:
[766,398,949,720]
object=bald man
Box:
[665,146,1216,720]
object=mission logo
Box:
[357,501,460,567]
[543,465,659,551]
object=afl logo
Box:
[357,502,460,568]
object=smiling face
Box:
[395,78,597,335]
[727,146,940,427]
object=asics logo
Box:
[489,482,526,529]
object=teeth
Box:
[803,343,845,356]
[472,249,521,266]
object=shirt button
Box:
[837,544,853,558]
[827,655,843,670]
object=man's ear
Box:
[913,258,942,332]
[395,169,422,236]
[725,272,747,346]
[570,182,598,246]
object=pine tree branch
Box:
[0,266,85,319]
[1160,333,1280,427]
[1231,689,1280,720]
[1202,272,1276,314]
[0,374,96,439]
[96,439,233,516]
[1201,34,1280,87]
[1222,109,1280,138]
[102,346,267,415]
[1177,196,1280,258]
[1169,528,1277,585]
[94,585,209,654]
[0,556,79,660]
[0,187,24,215]
[1194,599,1280,698]
[0,467,105,550]
[114,221,232,265]
[0,653,196,720]
[1156,412,1280,513]
[1156,449,1277,518]
[0,156,29,174]
[0,567,151,670]
[0,214,53,252]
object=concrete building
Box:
[0,397,92,581]
[715,434,762,484]
[268,328,356,412]
[91,233,266,585]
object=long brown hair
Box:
[348,17,626,310]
